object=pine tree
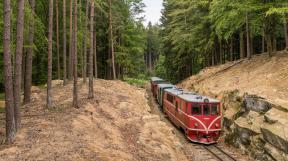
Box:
[47,0,54,108]
[14,0,25,130]
[72,0,79,108]
[108,0,116,80]
[63,0,67,85]
[3,0,16,144]
[56,0,61,79]
[24,0,35,104]
[88,2,94,99]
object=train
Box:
[150,77,221,144]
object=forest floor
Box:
[0,79,188,161]
[179,51,288,110]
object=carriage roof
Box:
[157,83,174,89]
[150,77,163,82]
[164,88,220,103]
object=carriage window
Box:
[211,104,220,115]
[203,105,210,116]
[167,94,174,104]
[191,104,201,115]
[175,101,178,109]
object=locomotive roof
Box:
[164,88,220,103]
[157,83,174,88]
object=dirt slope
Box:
[0,80,188,161]
[179,51,288,110]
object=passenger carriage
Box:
[150,77,166,98]
[163,88,221,144]
[156,83,175,107]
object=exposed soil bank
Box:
[0,79,188,161]
[178,52,288,161]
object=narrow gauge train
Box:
[150,77,222,144]
[150,77,167,98]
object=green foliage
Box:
[123,77,148,88]
[159,0,288,83]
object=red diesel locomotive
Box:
[150,78,222,144]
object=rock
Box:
[264,143,288,161]
[243,94,272,113]
[234,111,264,134]
[261,108,288,154]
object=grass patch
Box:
[124,78,148,88]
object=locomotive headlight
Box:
[194,123,199,127]
[215,123,219,128]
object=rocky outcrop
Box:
[221,91,288,161]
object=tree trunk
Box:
[3,0,16,144]
[230,37,233,61]
[240,31,245,59]
[273,36,277,52]
[63,0,67,85]
[14,0,25,130]
[68,0,73,80]
[56,0,60,79]
[47,0,54,108]
[266,34,273,57]
[262,29,265,53]
[246,12,251,59]
[24,0,35,104]
[219,39,223,64]
[72,0,78,108]
[78,0,83,79]
[284,16,288,51]
[83,0,89,83]
[88,2,94,99]
[94,19,98,78]
[108,0,116,80]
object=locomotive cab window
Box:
[191,104,201,115]
[211,104,220,115]
[203,104,210,116]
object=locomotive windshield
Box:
[192,104,201,115]
[203,105,210,116]
[190,103,220,116]
[211,104,220,115]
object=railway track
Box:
[202,145,238,161]
[184,143,241,161]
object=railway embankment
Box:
[178,51,288,161]
[0,79,188,161]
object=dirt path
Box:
[0,80,188,161]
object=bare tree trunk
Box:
[47,0,54,108]
[63,0,67,85]
[94,20,98,78]
[68,0,73,80]
[219,39,223,64]
[230,37,233,61]
[14,0,25,130]
[240,31,245,59]
[266,34,273,57]
[24,0,35,104]
[83,0,89,83]
[78,0,83,79]
[88,2,94,99]
[56,0,60,79]
[108,0,116,80]
[3,0,16,144]
[72,0,78,108]
[262,29,265,53]
[246,12,251,59]
[284,16,288,51]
